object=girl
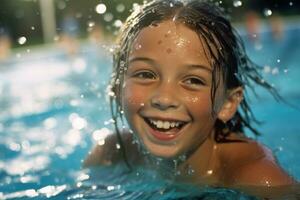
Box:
[84,0,296,196]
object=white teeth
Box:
[170,122,175,128]
[163,121,170,129]
[157,120,163,128]
[149,119,183,130]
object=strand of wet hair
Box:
[109,93,132,171]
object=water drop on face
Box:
[233,0,242,7]
[264,9,272,17]
[135,44,142,50]
[187,165,195,175]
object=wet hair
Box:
[109,0,282,166]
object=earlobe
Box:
[218,87,243,123]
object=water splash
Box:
[95,4,107,14]
[263,9,272,17]
[17,37,27,45]
[233,0,242,7]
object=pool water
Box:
[0,22,299,199]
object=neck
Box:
[179,131,219,183]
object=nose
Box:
[150,82,180,110]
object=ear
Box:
[217,87,243,123]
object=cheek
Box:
[122,82,146,112]
[183,93,212,113]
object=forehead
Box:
[130,20,210,65]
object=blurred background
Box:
[0,0,299,48]
[0,0,300,199]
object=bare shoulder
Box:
[219,133,295,186]
[83,131,138,167]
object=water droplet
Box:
[57,1,66,10]
[113,20,123,28]
[31,26,35,30]
[77,173,90,181]
[233,0,242,7]
[76,182,82,187]
[95,4,107,14]
[264,9,272,17]
[175,170,181,176]
[116,4,125,12]
[107,185,115,191]
[104,13,114,22]
[18,36,27,45]
[116,143,121,149]
[277,59,280,63]
[289,1,293,6]
[135,44,142,50]
[263,65,271,73]
[87,21,95,27]
[178,155,187,162]
[283,69,288,73]
[170,2,174,7]
[271,67,279,75]
[187,165,195,175]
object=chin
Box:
[143,140,184,159]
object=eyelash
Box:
[183,77,205,87]
[132,70,156,80]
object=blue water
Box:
[0,23,299,199]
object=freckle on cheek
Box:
[157,40,162,45]
[166,48,172,54]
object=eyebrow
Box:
[129,57,156,65]
[185,64,212,73]
[129,56,212,72]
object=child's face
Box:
[122,20,226,158]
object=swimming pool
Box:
[0,22,299,199]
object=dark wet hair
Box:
[109,0,281,166]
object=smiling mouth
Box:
[143,117,188,133]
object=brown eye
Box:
[184,77,205,86]
[133,71,156,80]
